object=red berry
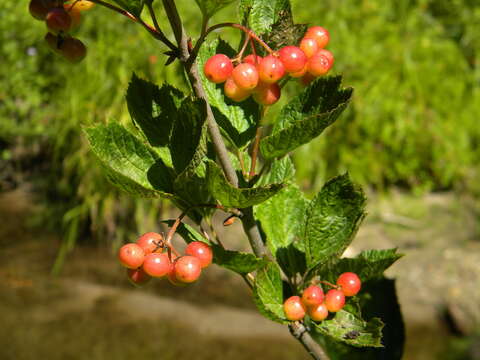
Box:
[257,55,285,84]
[185,241,213,268]
[283,295,306,321]
[142,252,171,277]
[136,232,163,255]
[337,272,362,296]
[243,54,262,66]
[167,257,187,286]
[46,8,72,34]
[308,303,329,321]
[304,26,330,49]
[232,63,259,90]
[278,46,307,73]
[299,37,319,58]
[174,256,202,283]
[224,77,251,102]
[253,82,281,106]
[317,49,334,63]
[325,289,345,312]
[301,285,324,307]
[60,37,87,63]
[64,4,82,28]
[29,0,56,21]
[44,32,61,53]
[127,268,151,286]
[290,64,308,78]
[118,243,145,269]
[203,54,233,84]
[307,50,333,77]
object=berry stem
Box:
[231,34,251,64]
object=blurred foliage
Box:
[1,0,480,262]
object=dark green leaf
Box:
[206,160,284,208]
[111,0,144,17]
[304,174,366,269]
[253,261,287,323]
[260,76,353,159]
[194,0,236,18]
[212,245,266,274]
[84,122,175,198]
[126,73,183,152]
[198,39,260,148]
[310,310,384,348]
[314,249,403,283]
[238,0,290,35]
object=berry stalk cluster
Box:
[118,232,213,286]
[28,0,93,63]
[283,272,361,322]
[203,26,334,106]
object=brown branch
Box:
[289,322,331,360]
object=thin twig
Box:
[249,126,263,178]
[289,322,331,360]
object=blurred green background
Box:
[1,0,480,359]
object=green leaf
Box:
[84,122,175,198]
[260,76,353,159]
[162,220,209,244]
[198,39,260,148]
[194,0,236,18]
[206,160,284,208]
[126,73,183,151]
[304,174,366,269]
[256,156,295,186]
[315,249,403,283]
[253,262,287,323]
[310,310,384,348]
[111,0,144,17]
[212,245,266,274]
[239,0,290,35]
[169,98,207,174]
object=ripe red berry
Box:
[290,64,308,78]
[60,37,87,63]
[243,54,262,66]
[307,50,333,77]
[174,256,202,283]
[278,46,307,73]
[325,289,345,312]
[45,32,61,53]
[167,257,187,286]
[203,54,233,83]
[308,302,329,322]
[46,8,72,34]
[257,55,285,84]
[283,295,306,321]
[29,0,56,21]
[232,63,259,90]
[127,268,151,286]
[185,241,213,269]
[317,49,334,63]
[253,82,281,106]
[299,37,319,58]
[304,26,330,49]
[136,232,163,255]
[337,272,362,296]
[224,77,251,102]
[142,252,171,277]
[301,285,324,307]
[118,243,145,269]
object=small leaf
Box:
[194,0,236,18]
[261,5,307,50]
[304,174,366,270]
[256,156,295,186]
[212,245,266,274]
[253,261,287,323]
[239,0,290,35]
[310,310,384,348]
[111,0,144,17]
[198,39,260,148]
[126,73,183,151]
[206,160,284,208]
[260,76,353,159]
[84,122,175,198]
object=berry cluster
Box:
[118,232,213,286]
[28,0,93,63]
[203,26,334,105]
[283,272,361,322]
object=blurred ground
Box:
[0,186,479,359]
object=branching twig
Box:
[289,322,331,360]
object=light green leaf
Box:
[260,76,353,160]
[256,156,295,186]
[304,174,366,269]
[253,262,287,323]
[212,245,266,274]
[195,0,236,18]
[111,0,144,17]
[206,160,284,208]
[239,0,290,35]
